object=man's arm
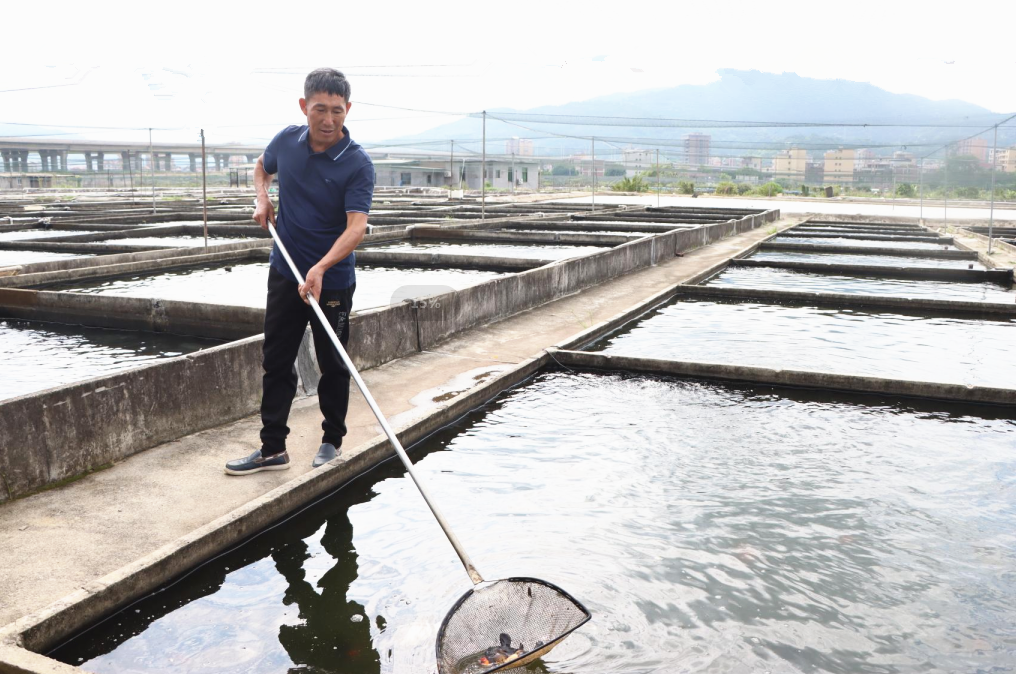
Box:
[298,211,367,304]
[253,154,276,230]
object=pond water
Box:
[590,297,1016,388]
[47,261,505,311]
[0,319,222,401]
[706,266,1016,303]
[0,250,92,266]
[363,241,609,260]
[0,229,100,241]
[772,236,951,250]
[50,371,1016,673]
[750,251,986,270]
[110,236,262,247]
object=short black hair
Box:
[304,68,351,103]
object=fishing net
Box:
[435,577,591,674]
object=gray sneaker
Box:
[312,443,338,468]
[225,449,290,476]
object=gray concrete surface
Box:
[552,350,1016,406]
[0,213,803,647]
[676,284,1016,316]
[729,258,1013,284]
[760,242,976,259]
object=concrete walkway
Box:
[0,215,803,627]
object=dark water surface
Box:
[591,297,1016,388]
[0,250,92,266]
[772,236,951,250]
[752,251,986,270]
[51,371,1016,673]
[0,229,100,241]
[47,262,505,310]
[707,266,1016,302]
[0,319,223,400]
[363,241,609,260]
[112,236,262,247]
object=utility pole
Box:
[654,149,662,207]
[591,136,596,212]
[126,151,135,205]
[149,128,156,215]
[989,125,998,254]
[481,111,486,220]
[918,157,924,223]
[943,149,949,228]
[201,129,208,249]
[511,151,516,197]
[449,140,454,196]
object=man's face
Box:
[299,92,351,148]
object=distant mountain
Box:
[385,70,1013,158]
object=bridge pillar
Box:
[55,151,66,171]
[121,151,130,170]
[1,151,10,172]
[96,152,104,172]
[164,152,172,171]
[214,154,222,170]
[85,151,94,172]
[246,154,256,164]
[188,153,197,172]
[38,151,49,172]
[135,152,143,171]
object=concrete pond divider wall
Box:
[0,208,778,503]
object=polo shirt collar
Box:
[299,126,352,161]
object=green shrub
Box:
[677,181,695,194]
[610,173,651,193]
[714,181,737,195]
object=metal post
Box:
[919,157,924,223]
[656,148,660,207]
[989,125,998,254]
[149,128,156,215]
[511,151,515,197]
[449,140,454,195]
[201,129,208,249]
[481,111,486,220]
[127,151,135,205]
[591,136,596,212]
[943,149,949,227]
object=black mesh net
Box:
[435,577,591,674]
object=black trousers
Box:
[260,266,355,456]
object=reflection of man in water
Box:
[272,509,379,673]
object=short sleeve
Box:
[262,126,291,175]
[345,162,374,213]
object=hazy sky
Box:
[3,0,1014,146]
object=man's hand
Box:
[299,265,324,305]
[253,196,276,230]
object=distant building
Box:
[505,137,534,156]
[955,138,989,166]
[823,148,855,183]
[371,156,540,190]
[622,148,655,177]
[855,148,877,171]
[743,157,763,171]
[772,148,807,181]
[995,147,1016,173]
[682,133,710,167]
[571,154,606,177]
[805,161,825,184]
[892,151,919,183]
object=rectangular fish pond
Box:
[771,236,952,250]
[106,236,263,248]
[588,296,1016,389]
[0,250,94,266]
[0,229,101,241]
[750,251,987,270]
[48,369,1016,673]
[0,318,223,401]
[705,266,1016,303]
[362,241,609,261]
[44,261,507,311]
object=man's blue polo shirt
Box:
[263,125,374,290]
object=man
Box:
[226,68,374,475]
